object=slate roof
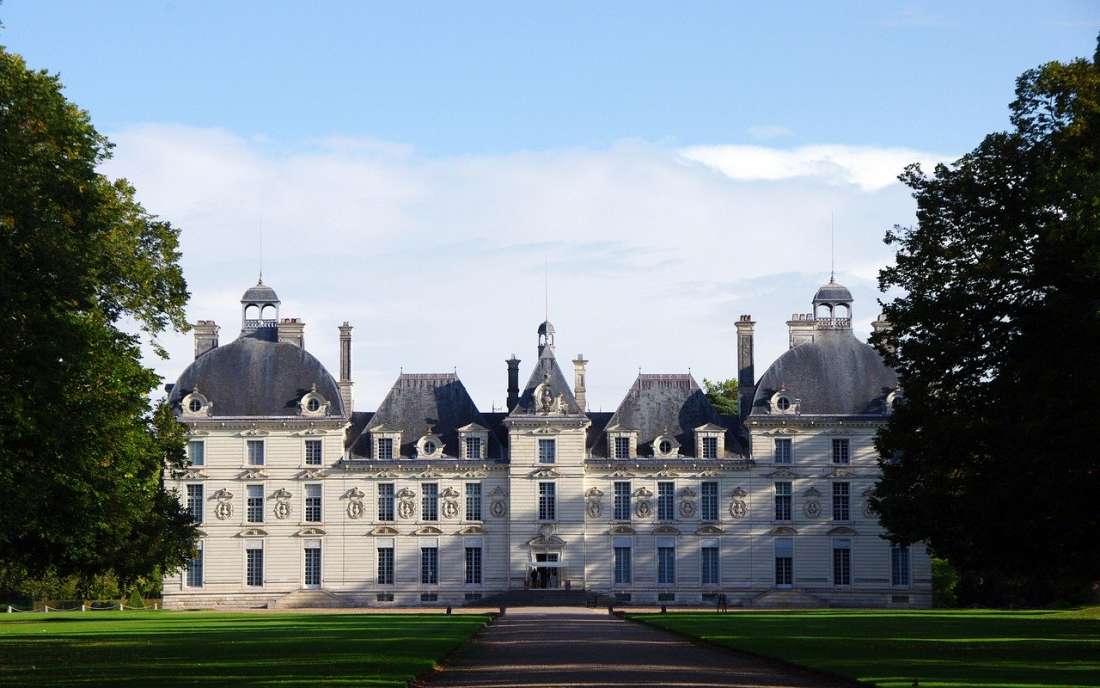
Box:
[347,373,500,459]
[813,279,852,303]
[242,280,280,304]
[508,345,583,416]
[169,336,344,418]
[750,330,896,416]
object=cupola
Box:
[241,278,280,337]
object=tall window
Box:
[833,539,851,585]
[246,484,264,523]
[465,436,482,459]
[891,544,911,586]
[775,482,792,521]
[187,440,205,466]
[657,545,676,584]
[247,439,264,465]
[657,482,674,521]
[377,545,394,584]
[305,484,322,523]
[774,438,792,464]
[245,541,264,587]
[377,483,395,521]
[377,437,394,460]
[304,541,322,586]
[775,538,793,587]
[613,436,630,459]
[613,544,632,584]
[701,544,719,585]
[186,543,203,587]
[305,439,323,466]
[465,546,482,584]
[538,482,556,521]
[832,438,850,464]
[701,481,718,521]
[832,482,850,521]
[538,438,556,464]
[701,436,718,459]
[422,483,438,521]
[613,481,631,520]
[421,546,438,584]
[465,483,482,521]
[186,484,203,523]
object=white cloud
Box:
[104,126,945,411]
[747,125,795,141]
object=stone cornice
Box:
[585,459,754,476]
[184,418,349,433]
[745,416,886,430]
[336,460,509,477]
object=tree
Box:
[870,37,1100,605]
[703,378,738,416]
[0,47,196,589]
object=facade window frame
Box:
[422,483,439,521]
[774,438,792,464]
[613,481,631,521]
[832,438,851,465]
[304,438,323,466]
[538,438,556,464]
[304,483,323,523]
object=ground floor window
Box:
[245,541,264,587]
[465,546,482,584]
[891,544,911,586]
[701,542,719,585]
[613,538,632,585]
[833,538,851,586]
[774,538,793,587]
[186,542,203,588]
[377,543,394,585]
[657,541,676,584]
[304,540,322,587]
[421,546,438,584]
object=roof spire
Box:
[830,211,835,284]
[258,214,264,285]
[544,255,550,323]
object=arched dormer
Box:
[298,384,330,417]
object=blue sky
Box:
[2,3,1098,409]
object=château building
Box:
[162,277,930,608]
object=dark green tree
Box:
[0,47,196,588]
[870,38,1100,605]
[703,378,738,416]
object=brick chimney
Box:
[735,315,755,419]
[506,355,521,411]
[787,312,815,349]
[278,318,305,348]
[193,320,220,358]
[572,354,589,411]
[338,322,353,415]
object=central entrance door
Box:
[530,552,561,589]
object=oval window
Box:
[188,398,203,413]
[777,396,791,411]
[307,398,320,412]
[423,441,436,455]
[659,440,672,455]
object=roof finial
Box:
[544,255,550,323]
[258,213,264,285]
[830,211,835,284]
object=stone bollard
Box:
[661,605,667,614]
[445,606,452,615]
[81,604,86,612]
[119,603,124,611]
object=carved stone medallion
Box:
[729,499,747,519]
[212,488,234,520]
[272,487,292,520]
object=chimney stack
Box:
[572,354,589,411]
[787,312,815,349]
[735,315,756,419]
[193,320,220,358]
[506,355,521,411]
[871,313,893,354]
[338,322,353,415]
[278,318,305,348]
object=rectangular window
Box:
[465,483,482,521]
[304,542,322,586]
[657,482,674,521]
[613,481,631,520]
[701,545,719,585]
[377,547,394,585]
[305,483,322,523]
[833,539,851,586]
[465,436,482,459]
[465,546,482,584]
[538,482,556,521]
[186,484,203,523]
[775,538,793,587]
[832,438,850,464]
[377,437,394,460]
[657,546,676,584]
[701,481,718,521]
[305,439,323,466]
[187,440,205,466]
[891,544,911,586]
[613,436,630,459]
[421,547,438,584]
[246,484,264,523]
[774,438,792,464]
[245,542,264,587]
[701,436,718,459]
[775,482,792,521]
[377,483,395,521]
[422,483,438,521]
[186,543,203,587]
[538,438,556,464]
[613,546,632,584]
[246,439,264,465]
[832,482,850,521]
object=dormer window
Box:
[369,426,401,460]
[299,385,329,417]
[694,423,725,459]
[652,434,681,459]
[606,427,637,460]
[377,437,394,460]
[417,430,444,459]
[777,396,791,411]
[307,398,320,412]
[770,389,799,415]
[181,389,212,418]
[456,423,490,460]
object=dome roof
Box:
[750,333,895,416]
[813,280,852,303]
[537,320,555,336]
[169,337,343,417]
[241,280,280,304]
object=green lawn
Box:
[0,611,489,687]
[630,607,1100,688]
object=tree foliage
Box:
[0,47,195,587]
[703,378,739,416]
[870,38,1100,605]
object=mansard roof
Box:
[507,346,583,416]
[347,373,500,458]
[169,335,343,418]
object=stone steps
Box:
[273,589,346,609]
[481,589,593,607]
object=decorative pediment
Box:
[606,470,635,479]
[368,525,399,536]
[609,524,635,535]
[584,487,604,498]
[295,527,326,537]
[632,486,653,498]
[211,488,234,501]
[237,527,268,537]
[455,470,488,479]
[827,526,858,536]
[182,468,208,480]
[395,487,417,499]
[342,487,365,500]
[295,427,327,436]
[532,425,560,435]
[529,467,560,479]
[440,486,461,499]
[730,486,748,498]
[239,428,269,437]
[456,422,489,433]
[697,469,722,477]
[412,525,444,536]
[765,467,803,479]
[413,469,443,480]
[526,533,566,547]
[762,427,799,435]
[695,525,724,535]
[457,524,485,535]
[769,526,798,536]
[824,467,855,478]
[239,468,268,480]
[804,487,821,498]
[186,429,210,437]
[652,469,680,478]
[271,488,292,500]
[652,525,680,535]
[678,486,697,498]
[296,469,325,480]
[371,470,399,479]
[694,422,726,433]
